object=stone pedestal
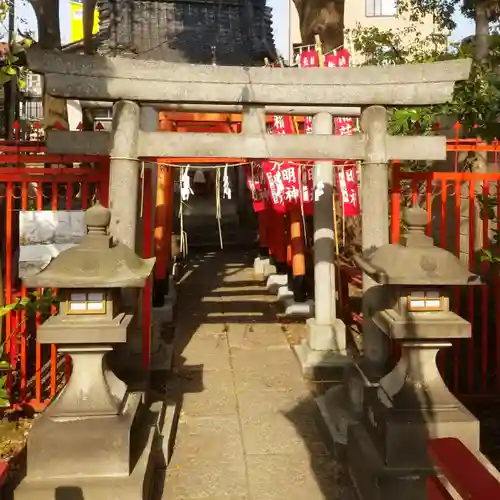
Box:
[348,337,480,500]
[281,297,315,319]
[266,273,287,294]
[293,318,350,379]
[15,351,168,500]
[316,360,373,445]
[14,396,170,500]
[253,257,274,277]
[277,285,293,301]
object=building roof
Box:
[93,0,276,65]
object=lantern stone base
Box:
[15,425,156,500]
[317,360,379,445]
[14,394,177,500]
[26,391,144,480]
[348,395,481,500]
[316,384,357,446]
[293,318,350,379]
[347,423,429,500]
[266,273,287,294]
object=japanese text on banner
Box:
[245,162,269,212]
[262,160,286,213]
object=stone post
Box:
[109,100,141,249]
[243,106,274,278]
[319,106,392,445]
[293,112,348,378]
[108,101,143,377]
[312,112,336,327]
[142,106,175,371]
[360,105,391,377]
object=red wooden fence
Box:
[390,161,500,397]
[0,140,157,410]
[335,136,500,398]
[0,142,110,410]
[427,438,500,499]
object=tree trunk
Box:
[30,0,69,130]
[471,1,490,269]
[475,1,490,63]
[292,0,344,51]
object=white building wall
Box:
[289,0,440,63]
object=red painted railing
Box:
[390,158,500,397]
[0,142,110,410]
[0,139,156,409]
[428,438,500,499]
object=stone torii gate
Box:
[28,49,470,394]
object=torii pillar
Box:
[293,111,348,379]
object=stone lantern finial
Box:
[85,202,111,235]
[403,206,428,231]
[401,206,433,248]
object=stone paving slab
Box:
[171,370,238,417]
[175,333,231,372]
[162,252,356,500]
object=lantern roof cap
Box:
[22,203,155,289]
[354,207,480,286]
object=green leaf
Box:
[0,303,18,316]
[480,249,493,262]
[0,70,11,85]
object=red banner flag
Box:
[245,162,270,212]
[262,160,286,213]
[335,163,360,217]
[298,49,319,215]
[327,48,360,216]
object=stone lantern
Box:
[347,207,483,500]
[15,203,158,499]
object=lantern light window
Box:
[68,291,106,315]
[408,291,443,312]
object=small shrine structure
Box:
[28,49,471,379]
[19,46,473,495]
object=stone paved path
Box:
[161,251,356,500]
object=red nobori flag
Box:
[325,48,360,216]
[299,49,319,135]
[245,162,269,212]
[272,114,295,135]
[298,49,319,214]
[262,160,286,213]
[268,111,304,212]
[263,161,310,213]
[335,163,360,217]
[299,48,320,68]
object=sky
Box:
[12,0,476,54]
